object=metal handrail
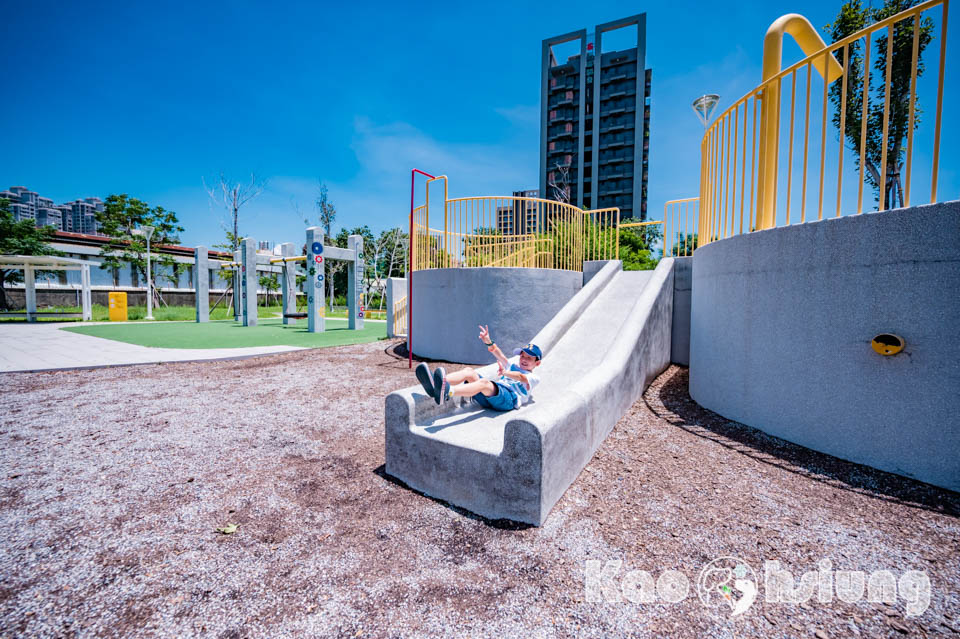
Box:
[698,0,948,247]
[411,177,620,272]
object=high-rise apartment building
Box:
[496,189,540,236]
[0,186,104,235]
[539,14,651,221]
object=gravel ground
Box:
[1,340,958,638]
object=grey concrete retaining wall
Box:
[671,256,692,365]
[582,260,609,285]
[411,267,582,364]
[689,200,960,492]
[2,289,298,309]
[386,277,406,339]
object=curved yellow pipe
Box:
[762,14,843,83]
[757,14,843,229]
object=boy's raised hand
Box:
[478,325,492,346]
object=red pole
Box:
[409,168,435,368]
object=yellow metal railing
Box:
[662,198,700,257]
[393,295,407,337]
[411,176,621,273]
[699,0,949,247]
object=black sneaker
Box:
[432,367,446,405]
[439,379,452,406]
[415,362,435,399]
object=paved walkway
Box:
[0,322,304,373]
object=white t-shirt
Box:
[499,363,541,408]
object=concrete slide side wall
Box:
[411,267,582,364]
[689,201,960,491]
[671,256,692,365]
[526,259,674,523]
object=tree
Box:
[619,225,661,270]
[204,173,264,253]
[668,232,699,257]
[94,194,184,307]
[369,228,407,309]
[825,0,934,209]
[334,226,376,304]
[316,182,337,312]
[0,199,61,310]
[548,161,572,204]
[258,273,279,306]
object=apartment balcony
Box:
[599,139,633,150]
[599,123,627,134]
[600,72,633,84]
[599,170,633,180]
[603,89,630,100]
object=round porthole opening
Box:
[871,333,904,356]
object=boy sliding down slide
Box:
[415,325,543,411]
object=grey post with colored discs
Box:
[306,227,326,333]
[194,246,209,322]
[279,242,297,325]
[233,249,242,320]
[241,237,258,327]
[348,234,364,330]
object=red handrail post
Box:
[408,168,435,368]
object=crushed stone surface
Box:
[1,340,958,638]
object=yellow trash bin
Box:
[108,292,128,322]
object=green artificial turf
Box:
[0,304,387,323]
[61,317,386,349]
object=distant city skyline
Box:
[1,186,105,236]
[1,0,956,249]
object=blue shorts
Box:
[472,380,518,412]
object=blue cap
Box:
[513,343,543,360]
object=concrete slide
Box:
[385,258,676,525]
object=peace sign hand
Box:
[478,324,492,345]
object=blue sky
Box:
[1,0,956,247]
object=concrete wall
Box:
[671,256,692,365]
[583,260,611,285]
[386,277,406,339]
[689,201,960,491]
[411,267,582,364]
[2,289,298,308]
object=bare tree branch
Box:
[203,172,266,252]
[548,161,571,204]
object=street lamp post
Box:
[132,225,155,320]
[691,94,721,133]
